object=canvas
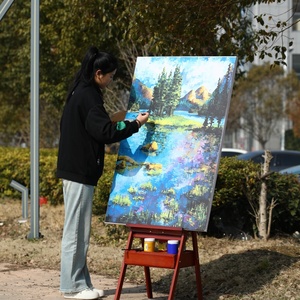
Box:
[105,56,237,231]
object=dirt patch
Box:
[1,199,300,299]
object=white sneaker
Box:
[92,288,105,298]
[64,288,99,299]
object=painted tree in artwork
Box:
[151,68,168,116]
[151,66,182,117]
[165,66,182,116]
[216,64,233,126]
[201,64,234,128]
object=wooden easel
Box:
[114,223,203,300]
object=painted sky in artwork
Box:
[105,56,238,232]
[134,56,237,96]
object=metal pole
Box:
[0,0,14,20]
[1,0,41,238]
[28,0,40,239]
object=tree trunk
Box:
[258,150,272,240]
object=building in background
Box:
[224,0,300,151]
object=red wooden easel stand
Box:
[114,223,203,300]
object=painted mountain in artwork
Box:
[129,77,212,113]
[128,64,234,120]
[176,86,211,111]
[128,78,153,110]
[197,65,234,118]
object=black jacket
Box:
[56,82,139,186]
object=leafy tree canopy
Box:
[0,0,294,147]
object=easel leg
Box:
[168,266,180,300]
[114,231,134,300]
[168,232,187,300]
[144,266,153,299]
[114,262,127,300]
[114,263,127,300]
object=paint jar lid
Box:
[144,238,155,242]
[167,240,179,244]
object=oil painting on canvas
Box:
[105,56,237,231]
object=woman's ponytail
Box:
[66,46,118,102]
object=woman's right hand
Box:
[136,112,150,126]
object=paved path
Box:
[0,263,169,300]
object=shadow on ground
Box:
[145,249,300,299]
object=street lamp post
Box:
[0,0,41,239]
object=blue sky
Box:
[133,56,237,97]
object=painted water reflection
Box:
[106,111,221,231]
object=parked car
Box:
[221,148,247,157]
[279,165,300,182]
[236,150,300,172]
[279,165,300,175]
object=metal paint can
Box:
[167,240,179,254]
[144,238,155,252]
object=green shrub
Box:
[266,171,300,233]
[0,147,117,211]
[0,147,31,197]
[0,147,61,204]
[1,147,300,236]
[212,157,300,235]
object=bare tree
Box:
[247,150,277,240]
[258,150,272,240]
[230,63,287,148]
